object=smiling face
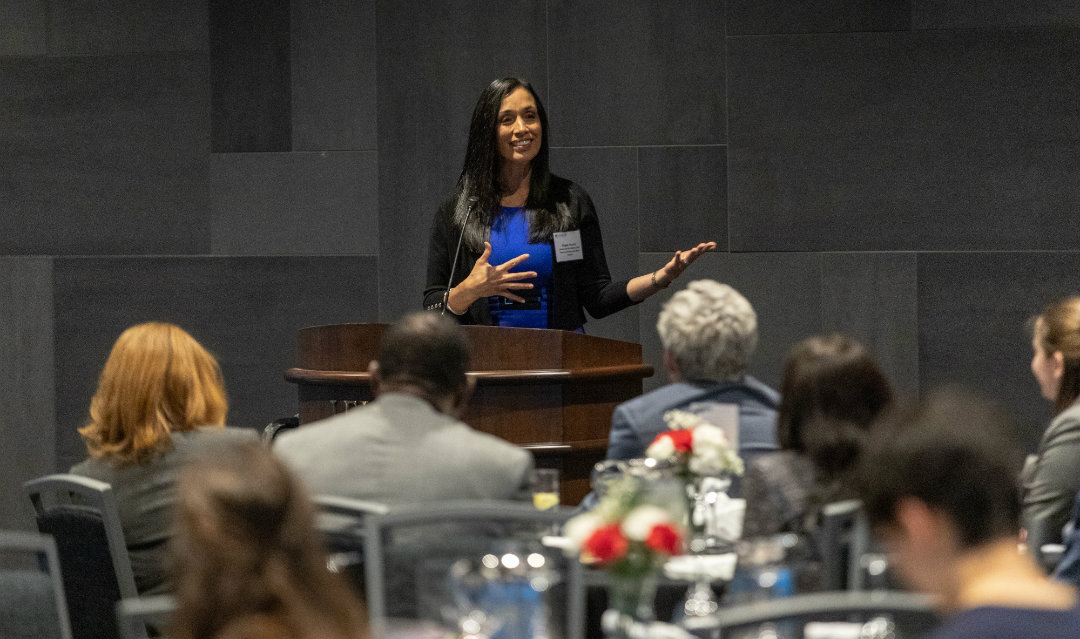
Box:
[496,87,542,168]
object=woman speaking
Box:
[424,76,715,331]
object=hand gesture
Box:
[460,242,537,303]
[658,241,716,284]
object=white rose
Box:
[563,512,603,552]
[646,435,676,460]
[621,505,672,541]
[663,409,702,431]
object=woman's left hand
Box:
[658,241,717,285]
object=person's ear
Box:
[662,350,682,382]
[1052,351,1066,383]
[367,360,382,395]
[894,497,946,549]
[455,375,476,414]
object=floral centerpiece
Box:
[563,474,684,632]
[646,409,744,478]
[647,409,744,554]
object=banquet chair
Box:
[363,500,584,639]
[115,595,175,639]
[312,495,390,591]
[0,530,73,639]
[712,590,938,639]
[25,474,139,639]
[818,499,871,591]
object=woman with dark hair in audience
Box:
[71,322,255,595]
[1022,296,1080,560]
[424,76,714,330]
[168,440,368,638]
[742,334,894,539]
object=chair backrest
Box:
[25,474,139,639]
[818,499,871,591]
[0,530,74,639]
[312,495,390,589]
[115,595,175,639]
[712,590,939,638]
[363,500,584,639]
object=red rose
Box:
[644,523,682,556]
[584,524,629,563]
[653,429,693,453]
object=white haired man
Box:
[604,280,779,466]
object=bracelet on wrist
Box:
[651,270,670,289]
[444,290,463,315]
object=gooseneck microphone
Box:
[441,196,479,316]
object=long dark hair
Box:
[1033,297,1080,414]
[455,76,566,252]
[777,334,893,481]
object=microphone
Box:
[441,196,479,316]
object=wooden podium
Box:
[284,323,653,505]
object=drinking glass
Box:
[531,469,560,511]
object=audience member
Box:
[858,387,1080,639]
[168,439,368,638]
[742,334,892,538]
[603,280,779,463]
[274,312,533,503]
[70,322,255,595]
[1022,296,1080,560]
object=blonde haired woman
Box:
[71,322,256,595]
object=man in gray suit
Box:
[274,312,533,504]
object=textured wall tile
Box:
[0,54,209,255]
[292,0,377,151]
[49,0,207,54]
[822,252,919,396]
[210,152,379,256]
[636,251,823,393]
[0,258,54,530]
[918,251,1080,451]
[729,30,1080,252]
[915,0,1080,29]
[548,0,725,146]
[728,0,910,35]
[0,0,47,55]
[375,0,546,322]
[639,146,727,252]
[53,256,380,469]
[210,0,292,152]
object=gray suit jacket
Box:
[69,426,258,595]
[1023,398,1080,554]
[273,392,534,504]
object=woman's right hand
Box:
[448,242,536,312]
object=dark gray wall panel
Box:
[210,152,379,256]
[0,53,210,255]
[914,1,1080,29]
[729,30,1080,252]
[638,146,727,252]
[728,0,910,35]
[0,259,54,530]
[375,0,546,322]
[0,0,47,55]
[548,0,726,146]
[549,147,641,344]
[637,251,823,394]
[822,252,918,397]
[210,0,292,152]
[53,256,380,470]
[291,0,377,151]
[49,0,207,54]
[918,252,1080,452]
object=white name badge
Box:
[553,230,584,262]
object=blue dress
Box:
[486,206,553,329]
